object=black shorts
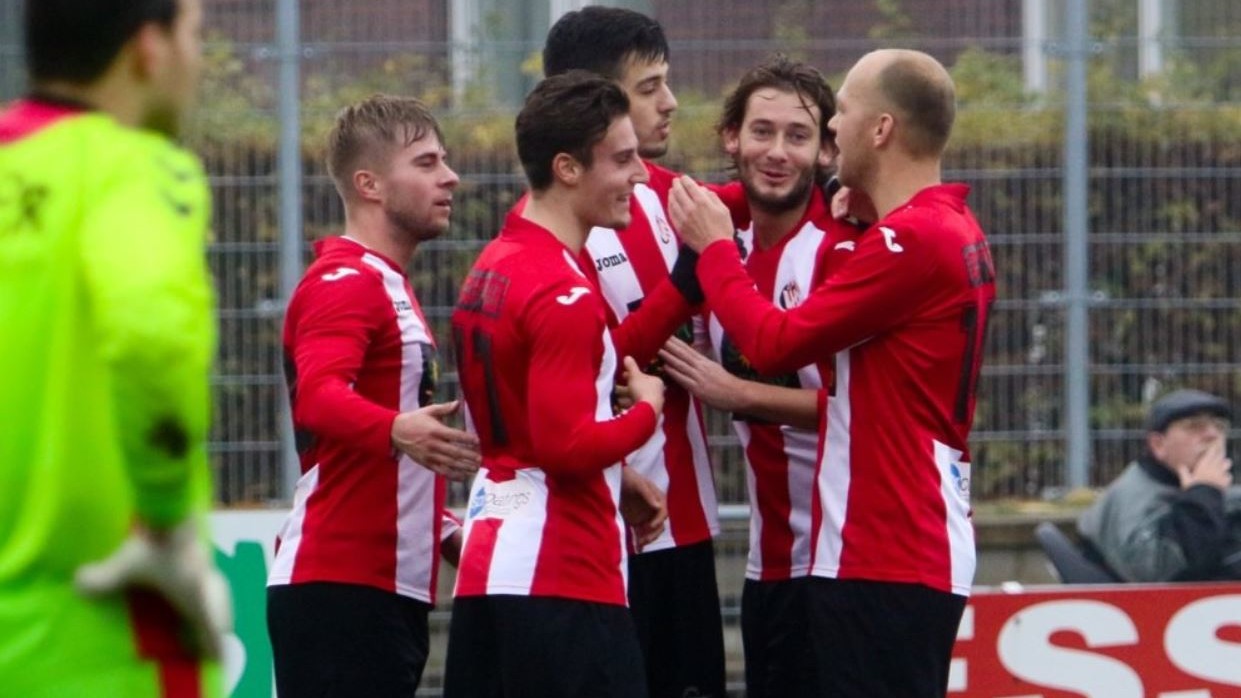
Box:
[741,577,817,698]
[807,577,967,698]
[443,595,647,698]
[266,581,430,698]
[627,538,726,698]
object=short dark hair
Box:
[516,71,630,192]
[326,94,444,201]
[877,55,956,158]
[717,53,836,153]
[543,6,669,81]
[25,0,179,84]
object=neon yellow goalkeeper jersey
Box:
[0,98,220,696]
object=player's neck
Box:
[32,74,144,131]
[523,191,588,254]
[750,197,809,251]
[869,159,942,220]
[343,208,417,267]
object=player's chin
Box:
[602,212,632,230]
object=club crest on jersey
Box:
[594,251,630,272]
[779,280,802,309]
[655,216,674,245]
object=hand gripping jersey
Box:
[0,99,220,695]
[270,237,447,603]
[706,190,862,581]
[583,161,720,551]
[452,209,692,605]
[698,184,995,596]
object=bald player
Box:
[669,49,995,697]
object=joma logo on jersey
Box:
[393,299,413,312]
[594,251,629,271]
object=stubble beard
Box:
[741,163,816,216]
[386,206,446,244]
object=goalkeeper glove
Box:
[75,519,233,660]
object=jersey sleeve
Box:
[78,147,215,528]
[522,281,657,476]
[286,270,399,458]
[609,277,694,366]
[697,221,939,375]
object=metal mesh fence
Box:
[130,0,1241,507]
[2,0,1238,508]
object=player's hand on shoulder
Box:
[829,181,876,229]
[668,175,734,253]
[391,400,481,481]
[621,356,665,416]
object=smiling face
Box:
[725,87,834,215]
[375,131,460,242]
[616,54,678,160]
[574,114,648,230]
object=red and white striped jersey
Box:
[706,191,860,581]
[583,160,718,551]
[269,236,447,603]
[698,184,995,596]
[451,209,691,606]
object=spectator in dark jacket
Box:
[1079,389,1241,582]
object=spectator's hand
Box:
[658,336,744,412]
[620,467,667,551]
[668,176,734,253]
[391,401,481,481]
[75,520,232,659]
[622,356,665,416]
[1178,438,1233,491]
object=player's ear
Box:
[873,112,895,149]
[722,127,740,157]
[353,169,382,203]
[130,21,173,83]
[552,152,582,187]
[818,138,838,169]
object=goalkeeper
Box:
[0,0,230,696]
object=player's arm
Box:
[609,275,696,365]
[524,283,661,476]
[701,229,934,374]
[440,509,463,567]
[76,149,230,658]
[286,273,403,457]
[79,152,214,529]
[659,337,819,430]
[670,176,935,375]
